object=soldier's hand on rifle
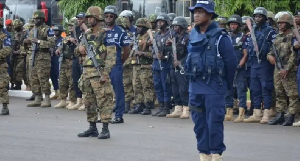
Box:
[31,38,39,43]
[79,46,86,56]
[267,55,276,65]
[135,51,143,56]
[157,53,162,59]
[173,60,179,67]
[280,69,288,79]
[69,37,77,45]
[55,49,60,56]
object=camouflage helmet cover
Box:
[216,17,227,24]
[276,12,293,26]
[116,17,130,29]
[68,17,78,26]
[33,10,45,19]
[135,18,151,29]
[267,11,276,21]
[13,19,24,28]
[148,14,158,22]
[85,6,104,21]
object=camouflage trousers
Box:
[26,56,31,88]
[79,70,113,123]
[30,59,51,95]
[133,65,155,104]
[0,67,9,104]
[12,57,27,84]
[274,70,299,114]
[123,65,133,102]
[59,59,76,102]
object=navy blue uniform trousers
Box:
[110,64,125,118]
[50,56,59,90]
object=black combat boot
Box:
[124,101,130,114]
[268,112,285,125]
[128,103,143,114]
[77,122,99,137]
[0,104,9,115]
[282,114,295,126]
[157,102,171,117]
[12,81,22,90]
[98,123,110,139]
[26,93,35,101]
[152,102,164,116]
[141,101,153,115]
[246,106,254,116]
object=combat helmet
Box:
[242,16,253,24]
[189,0,218,19]
[135,18,151,29]
[167,13,176,21]
[156,14,171,26]
[104,5,118,17]
[276,12,293,26]
[227,15,242,25]
[148,14,158,23]
[53,25,64,32]
[253,7,268,19]
[267,11,276,21]
[172,16,188,29]
[216,17,227,24]
[120,10,134,22]
[85,6,104,21]
[116,17,130,29]
[33,10,45,19]
[13,19,23,28]
[68,17,78,26]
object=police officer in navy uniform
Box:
[186,1,237,160]
[224,15,248,123]
[166,16,190,119]
[50,25,59,100]
[243,7,277,124]
[151,14,173,117]
[104,5,130,124]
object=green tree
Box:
[58,0,117,19]
[214,0,300,17]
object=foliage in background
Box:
[58,0,117,20]
[214,0,300,17]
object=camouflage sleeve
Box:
[0,46,11,59]
[74,41,86,57]
[267,44,275,57]
[287,45,296,71]
[39,36,55,49]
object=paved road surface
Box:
[1,98,300,161]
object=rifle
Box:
[147,29,162,70]
[233,66,241,88]
[128,34,138,64]
[171,36,184,74]
[246,18,261,63]
[30,28,39,67]
[58,41,64,71]
[80,33,103,81]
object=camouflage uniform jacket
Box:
[135,32,152,68]
[12,30,26,59]
[75,27,114,79]
[26,24,55,61]
[0,30,12,68]
[58,35,75,69]
[268,30,297,72]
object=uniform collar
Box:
[195,21,218,33]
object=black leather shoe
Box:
[77,122,99,137]
[268,112,285,125]
[283,114,295,126]
[157,102,171,117]
[110,118,124,124]
[141,101,152,115]
[98,123,110,139]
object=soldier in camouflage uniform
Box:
[54,25,77,109]
[76,6,114,139]
[267,13,299,126]
[216,17,227,29]
[116,16,134,113]
[0,17,12,115]
[24,10,55,107]
[24,19,36,101]
[128,18,154,115]
[11,19,26,90]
